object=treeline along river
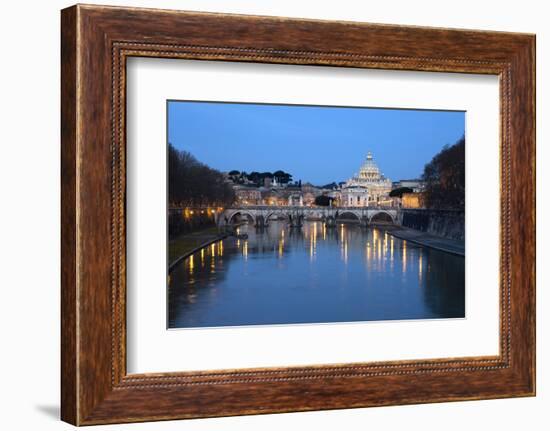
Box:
[168,221,465,329]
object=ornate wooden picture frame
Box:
[61,4,535,425]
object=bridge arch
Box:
[369,210,396,225]
[265,211,283,222]
[226,210,256,225]
[336,211,362,222]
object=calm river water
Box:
[168,221,465,329]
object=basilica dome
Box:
[340,151,393,207]
[346,152,389,185]
[358,152,381,180]
[339,152,392,207]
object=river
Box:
[168,221,465,329]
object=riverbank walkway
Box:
[389,227,464,257]
[168,227,229,272]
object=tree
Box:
[247,171,261,185]
[320,182,339,190]
[389,187,413,198]
[243,170,293,186]
[273,170,292,184]
[421,136,465,210]
[168,143,235,207]
[314,195,334,207]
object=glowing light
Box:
[402,240,407,272]
[310,223,317,261]
[211,243,216,255]
[419,252,423,283]
[341,240,348,264]
[344,241,348,264]
[243,241,248,259]
[200,248,205,265]
[219,240,224,256]
[188,255,194,274]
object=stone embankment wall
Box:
[398,209,464,241]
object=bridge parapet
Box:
[219,205,399,227]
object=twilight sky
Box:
[168,100,465,185]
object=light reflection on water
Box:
[168,221,465,329]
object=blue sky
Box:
[168,101,464,185]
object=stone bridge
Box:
[218,206,399,228]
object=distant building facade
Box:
[228,151,394,208]
[340,186,369,207]
[401,192,423,208]
[340,152,392,207]
[234,186,262,205]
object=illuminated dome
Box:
[343,151,391,191]
[358,152,381,180]
[341,151,392,207]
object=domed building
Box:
[341,152,392,207]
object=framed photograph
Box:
[61,4,535,425]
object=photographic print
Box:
[167,101,465,329]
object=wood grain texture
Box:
[60,6,78,425]
[60,4,535,425]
